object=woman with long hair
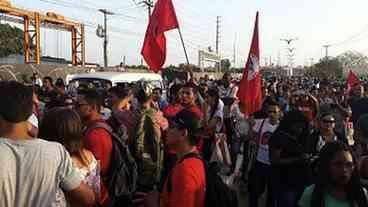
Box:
[203,87,224,134]
[299,141,368,207]
[202,87,225,161]
[39,108,100,207]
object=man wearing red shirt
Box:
[138,109,206,207]
[180,84,204,119]
[163,84,184,119]
[163,84,204,180]
[76,90,113,206]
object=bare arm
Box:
[336,103,352,118]
[307,93,320,114]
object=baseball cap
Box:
[136,81,154,103]
[171,109,201,138]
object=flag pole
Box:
[177,27,190,65]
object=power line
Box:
[36,0,229,66]
[40,0,95,12]
[174,0,218,25]
[331,23,368,47]
[39,0,145,22]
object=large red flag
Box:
[141,0,179,73]
[237,12,262,117]
[346,70,360,94]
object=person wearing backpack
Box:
[133,83,168,193]
[134,109,206,207]
[107,86,135,144]
[135,109,238,207]
[76,89,113,206]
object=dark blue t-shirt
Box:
[349,97,368,124]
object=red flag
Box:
[237,12,262,117]
[346,70,360,94]
[141,0,179,73]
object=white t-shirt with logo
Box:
[206,99,224,133]
[253,118,278,165]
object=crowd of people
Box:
[1,71,368,207]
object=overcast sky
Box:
[10,0,368,67]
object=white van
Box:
[66,72,165,90]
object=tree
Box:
[337,51,368,75]
[306,57,343,78]
[0,24,24,57]
[178,63,200,72]
[220,59,231,71]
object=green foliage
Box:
[126,65,148,70]
[306,57,343,78]
[337,51,368,73]
[178,63,200,72]
[0,24,24,57]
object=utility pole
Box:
[216,16,221,73]
[322,44,331,76]
[269,56,272,66]
[232,33,237,68]
[141,0,154,18]
[280,37,298,76]
[216,16,221,54]
[99,9,114,68]
[323,44,331,60]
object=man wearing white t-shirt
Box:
[0,81,95,207]
[248,100,281,207]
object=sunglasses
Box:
[268,110,279,114]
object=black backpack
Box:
[88,122,138,207]
[167,153,238,207]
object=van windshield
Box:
[70,78,112,89]
[70,78,163,89]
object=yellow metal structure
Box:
[0,3,85,66]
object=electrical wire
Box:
[331,23,368,47]
[33,0,233,65]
